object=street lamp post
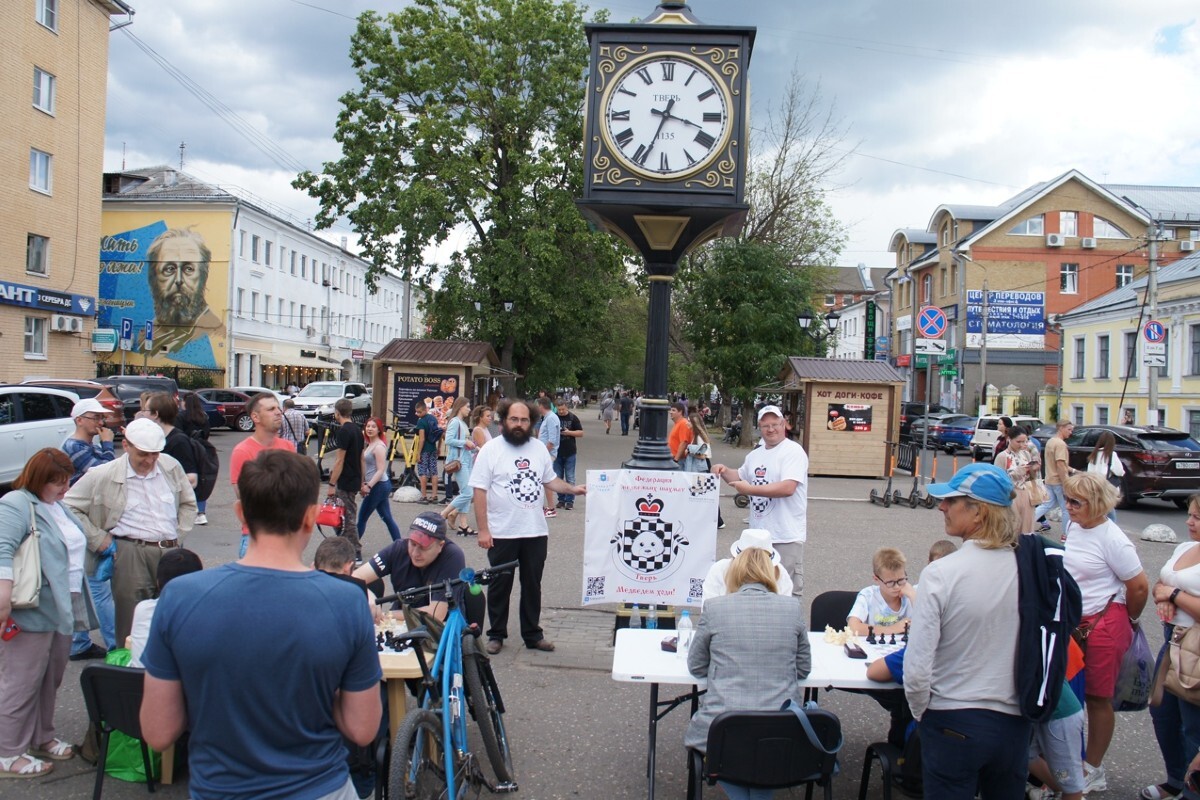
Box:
[796,310,841,355]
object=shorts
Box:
[417,451,439,477]
[1029,710,1084,793]
[1079,601,1133,699]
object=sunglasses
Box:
[875,575,908,589]
[1065,496,1086,508]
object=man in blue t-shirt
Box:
[141,449,382,800]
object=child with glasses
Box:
[848,547,915,636]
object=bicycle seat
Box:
[390,630,432,649]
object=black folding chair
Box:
[79,664,157,799]
[807,590,857,702]
[688,707,843,800]
[858,730,923,800]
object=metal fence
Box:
[95,363,225,389]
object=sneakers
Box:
[1083,763,1107,793]
[1026,784,1058,800]
[543,507,557,518]
[563,504,573,511]
[555,500,565,509]
[1036,521,1051,533]
[69,643,108,661]
[195,513,208,525]
[485,639,503,655]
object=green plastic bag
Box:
[102,649,161,782]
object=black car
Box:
[899,402,950,441]
[96,376,180,423]
[1065,425,1200,508]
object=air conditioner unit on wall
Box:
[1182,240,1196,252]
[51,314,82,333]
[1046,233,1066,247]
[1081,237,1097,249]
[306,326,316,337]
[320,335,330,345]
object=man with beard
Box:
[469,399,586,654]
[146,228,223,355]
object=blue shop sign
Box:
[0,279,95,316]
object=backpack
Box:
[188,430,220,503]
[1015,533,1082,722]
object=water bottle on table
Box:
[647,605,658,629]
[629,604,642,629]
[676,610,694,658]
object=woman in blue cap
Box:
[903,463,1029,799]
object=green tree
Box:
[294,0,627,390]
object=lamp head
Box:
[824,312,840,333]
[796,311,813,330]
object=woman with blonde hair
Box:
[685,547,810,800]
[906,463,1029,797]
[1062,471,1147,792]
[440,397,477,534]
[684,412,724,529]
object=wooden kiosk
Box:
[777,357,906,478]
[369,339,503,425]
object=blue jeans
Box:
[620,412,631,435]
[1034,483,1069,531]
[553,453,576,505]
[1151,623,1200,789]
[920,708,1031,800]
[450,458,474,516]
[71,574,116,653]
[358,480,402,542]
[717,781,773,800]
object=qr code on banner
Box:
[585,576,605,600]
[688,578,704,602]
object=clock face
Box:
[601,54,731,180]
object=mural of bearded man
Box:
[146,228,222,354]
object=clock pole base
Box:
[622,437,679,471]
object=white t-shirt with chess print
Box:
[848,586,913,627]
[469,436,557,539]
[737,438,809,543]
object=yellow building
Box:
[0,0,132,382]
[1057,252,1200,435]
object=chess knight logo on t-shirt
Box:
[749,465,770,515]
[610,495,689,580]
[506,457,542,507]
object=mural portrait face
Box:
[148,229,211,326]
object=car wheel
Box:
[944,444,956,455]
[235,413,254,432]
[1116,476,1137,509]
[1175,498,1189,510]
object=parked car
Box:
[0,386,79,487]
[908,413,971,448]
[1030,423,1057,452]
[96,375,180,423]
[899,402,950,441]
[178,389,229,432]
[1065,425,1200,508]
[228,385,289,406]
[934,416,978,454]
[196,389,253,431]
[20,378,123,430]
[969,414,1043,460]
[290,381,371,421]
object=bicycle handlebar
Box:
[375,560,519,606]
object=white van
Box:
[970,414,1043,461]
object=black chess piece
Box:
[903,621,910,643]
[866,625,876,645]
[889,632,897,645]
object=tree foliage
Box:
[294,0,628,389]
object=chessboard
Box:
[862,626,908,661]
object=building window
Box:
[278,299,284,323]
[300,304,307,329]
[1060,211,1078,238]
[1192,325,1200,375]
[1124,331,1138,378]
[1190,411,1200,441]
[264,241,272,266]
[952,221,960,242]
[1072,405,1084,426]
[823,294,835,307]
[26,234,48,275]
[1094,217,1131,239]
[1097,335,1110,378]
[1161,329,1171,377]
[36,0,57,31]
[1007,215,1044,236]
[250,292,259,319]
[922,274,932,304]
[289,301,296,326]
[1116,264,1134,288]
[301,255,307,279]
[1122,408,1135,425]
[1060,263,1079,294]
[1073,337,1085,379]
[940,268,948,297]
[29,149,52,193]
[942,224,949,246]
[1097,406,1109,425]
[32,68,55,114]
[24,317,46,358]
[264,295,272,321]
[291,251,297,275]
[251,235,260,263]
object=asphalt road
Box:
[17,414,1190,799]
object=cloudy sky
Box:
[104,0,1199,270]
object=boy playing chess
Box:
[847,547,916,636]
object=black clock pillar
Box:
[578,2,755,470]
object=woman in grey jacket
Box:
[0,448,98,778]
[686,547,811,800]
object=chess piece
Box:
[903,622,910,643]
[889,632,897,645]
[866,625,876,645]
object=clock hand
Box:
[650,106,702,129]
[640,98,675,162]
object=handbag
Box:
[1112,621,1153,711]
[1165,623,1200,704]
[315,497,344,528]
[1029,478,1049,507]
[444,459,462,475]
[11,500,43,609]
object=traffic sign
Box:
[119,317,133,351]
[144,320,154,351]
[1144,341,1166,356]
[939,368,958,377]
[1144,320,1166,343]
[91,328,117,353]
[917,306,948,339]
[937,350,957,365]
[916,338,948,355]
[1144,354,1166,367]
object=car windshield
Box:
[1138,434,1200,452]
[298,384,343,398]
[977,419,999,431]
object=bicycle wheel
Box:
[390,708,447,800]
[462,634,515,785]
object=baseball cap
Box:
[926,463,1013,507]
[730,528,781,565]
[408,511,448,547]
[124,417,166,453]
[757,405,784,422]
[71,398,108,419]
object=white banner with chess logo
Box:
[581,468,719,608]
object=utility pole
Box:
[1148,225,1160,425]
[980,278,989,415]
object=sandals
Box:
[29,738,74,761]
[1140,785,1180,800]
[0,753,53,778]
[456,525,477,537]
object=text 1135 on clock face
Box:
[602,55,731,180]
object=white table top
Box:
[611,629,898,691]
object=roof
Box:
[1102,184,1200,224]
[888,228,937,251]
[103,166,235,200]
[828,265,891,294]
[1059,251,1200,320]
[781,357,906,386]
[374,339,500,367]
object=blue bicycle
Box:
[383,561,518,799]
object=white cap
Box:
[757,405,784,422]
[71,398,108,419]
[124,418,166,453]
[730,528,781,565]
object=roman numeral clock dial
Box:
[601,53,732,181]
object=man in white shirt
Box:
[471,400,585,655]
[710,405,809,598]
